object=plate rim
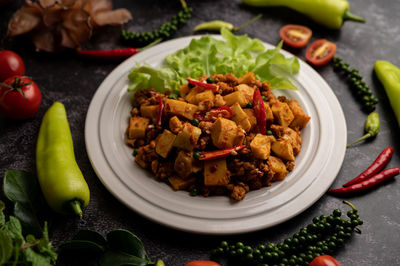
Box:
[84,34,347,235]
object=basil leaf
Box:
[0,229,13,264]
[106,229,147,259]
[24,248,53,266]
[3,169,47,236]
[73,229,107,246]
[59,239,105,254]
[99,250,152,266]
[0,200,5,226]
[4,216,23,244]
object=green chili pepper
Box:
[242,0,364,29]
[374,60,400,126]
[347,112,380,147]
[36,102,90,217]
[193,14,262,32]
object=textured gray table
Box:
[1,0,399,265]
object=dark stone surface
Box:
[1,0,400,265]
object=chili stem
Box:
[234,13,263,31]
[346,132,371,147]
[343,200,357,211]
[343,10,365,23]
[139,38,163,50]
[179,0,187,8]
[70,200,83,218]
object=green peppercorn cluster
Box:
[121,7,193,46]
[212,203,363,265]
[332,56,378,112]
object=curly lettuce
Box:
[128,28,300,95]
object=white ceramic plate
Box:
[85,35,346,235]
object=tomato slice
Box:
[279,24,312,48]
[306,39,337,66]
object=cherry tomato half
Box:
[0,50,25,81]
[309,255,342,266]
[185,260,221,266]
[0,75,42,120]
[305,39,337,66]
[279,24,312,48]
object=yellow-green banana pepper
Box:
[242,0,365,29]
[36,102,90,217]
[374,60,400,126]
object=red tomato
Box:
[185,260,221,266]
[309,255,342,266]
[0,75,42,120]
[0,50,25,81]
[305,39,337,66]
[280,24,312,48]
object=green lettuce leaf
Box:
[128,28,300,94]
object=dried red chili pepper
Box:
[329,168,399,195]
[193,106,232,122]
[252,88,266,134]
[157,95,164,126]
[76,48,140,60]
[198,145,246,161]
[342,147,394,187]
[186,78,218,92]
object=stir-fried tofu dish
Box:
[126,72,310,200]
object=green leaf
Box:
[23,247,53,266]
[59,239,105,254]
[73,229,107,246]
[99,250,152,266]
[106,229,147,260]
[36,222,57,263]
[4,216,23,244]
[3,170,46,236]
[0,200,5,226]
[0,229,13,264]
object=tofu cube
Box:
[179,84,190,97]
[165,99,187,117]
[173,123,202,151]
[183,103,198,120]
[264,102,274,124]
[243,109,257,129]
[282,127,302,155]
[204,159,229,186]
[288,100,310,129]
[168,176,196,190]
[271,101,294,128]
[271,138,295,161]
[250,134,271,160]
[174,151,193,178]
[185,87,203,104]
[195,90,215,104]
[140,105,158,124]
[238,72,256,84]
[236,84,255,102]
[231,102,251,132]
[267,156,288,181]
[127,116,149,139]
[156,129,176,158]
[223,91,248,107]
[169,116,183,134]
[210,118,245,149]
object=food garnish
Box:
[242,0,365,29]
[122,0,192,46]
[7,0,132,52]
[185,261,221,266]
[305,39,336,66]
[279,24,312,48]
[187,78,219,92]
[0,50,25,81]
[252,88,267,134]
[374,60,400,126]
[212,201,362,264]
[342,147,394,187]
[328,168,399,195]
[0,75,42,120]
[333,56,378,112]
[198,145,246,161]
[309,255,342,266]
[193,14,262,32]
[36,102,90,217]
[347,112,380,147]
[193,106,233,122]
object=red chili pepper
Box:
[76,48,139,60]
[328,168,399,195]
[199,145,246,161]
[157,95,164,126]
[252,88,266,134]
[193,106,233,122]
[342,147,394,187]
[186,78,218,92]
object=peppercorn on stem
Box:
[343,10,365,23]
[234,13,263,31]
[70,200,83,218]
[343,200,357,211]
[346,132,372,147]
